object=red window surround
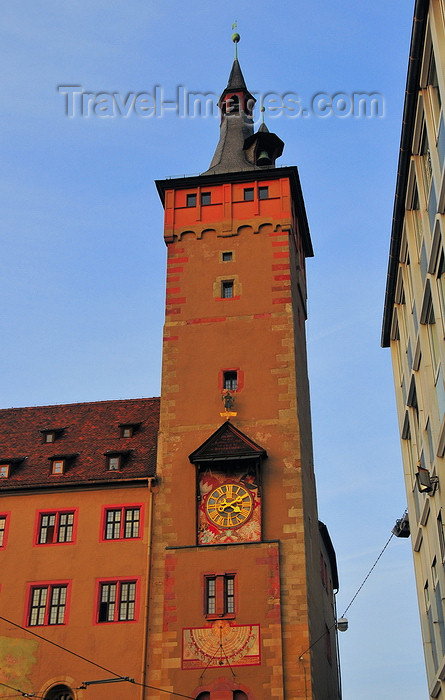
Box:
[100,504,144,542]
[218,368,244,393]
[34,509,77,546]
[25,581,71,627]
[0,513,10,548]
[94,577,140,624]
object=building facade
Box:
[383,0,445,695]
[0,398,159,700]
[148,52,341,700]
[0,46,341,700]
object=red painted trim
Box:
[272,241,288,247]
[271,285,290,292]
[0,512,10,549]
[186,317,226,325]
[93,576,141,625]
[166,266,184,273]
[166,287,181,295]
[272,297,292,304]
[273,251,289,258]
[271,263,289,271]
[166,275,180,282]
[166,308,181,315]
[274,274,291,281]
[24,580,72,628]
[163,335,179,342]
[253,313,271,319]
[99,503,144,543]
[167,256,189,264]
[33,508,78,547]
[166,297,187,304]
[269,230,288,236]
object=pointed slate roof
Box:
[189,422,267,463]
[225,58,248,91]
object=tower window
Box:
[244,188,254,201]
[222,251,233,262]
[186,194,197,207]
[223,371,238,390]
[201,192,211,205]
[221,280,234,298]
[205,574,236,618]
[258,186,269,199]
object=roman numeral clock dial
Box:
[205,483,253,529]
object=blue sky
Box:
[1,1,427,698]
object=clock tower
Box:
[147,40,341,700]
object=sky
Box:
[0,1,428,698]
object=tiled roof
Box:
[0,398,159,490]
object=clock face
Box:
[205,482,253,529]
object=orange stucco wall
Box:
[0,483,152,700]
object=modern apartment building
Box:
[383,0,445,695]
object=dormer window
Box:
[49,453,77,475]
[105,450,131,471]
[119,423,140,438]
[51,459,65,475]
[0,464,10,479]
[40,428,65,444]
[108,455,121,471]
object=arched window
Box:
[195,693,210,700]
[44,685,74,700]
[233,692,248,700]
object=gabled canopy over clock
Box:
[189,422,267,546]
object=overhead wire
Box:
[0,529,397,696]
[299,528,396,659]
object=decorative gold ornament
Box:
[205,482,253,529]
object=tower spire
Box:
[203,32,284,175]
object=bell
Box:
[257,149,272,166]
